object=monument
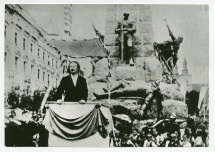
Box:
[104,5,162,82]
[88,5,187,119]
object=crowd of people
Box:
[110,114,209,147]
[5,61,209,147]
[5,109,48,147]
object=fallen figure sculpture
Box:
[93,80,183,101]
[93,80,184,117]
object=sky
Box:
[20,4,209,84]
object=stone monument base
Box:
[115,65,145,81]
[96,98,188,120]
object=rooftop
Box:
[48,38,107,57]
[192,84,208,92]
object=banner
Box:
[43,103,113,147]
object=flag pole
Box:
[93,24,116,146]
[204,95,206,122]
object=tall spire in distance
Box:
[182,57,189,75]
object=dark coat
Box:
[56,75,88,102]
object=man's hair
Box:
[67,61,81,74]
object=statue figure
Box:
[115,13,136,66]
[154,18,183,71]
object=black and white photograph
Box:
[3,1,212,149]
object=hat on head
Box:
[170,133,177,137]
[147,133,152,137]
[170,113,176,119]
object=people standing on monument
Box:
[154,18,183,71]
[115,13,136,66]
[56,61,88,103]
[139,80,163,117]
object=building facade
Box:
[5,4,62,94]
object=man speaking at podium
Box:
[56,61,88,103]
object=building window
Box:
[31,43,33,53]
[38,69,40,79]
[38,49,40,58]
[23,38,26,50]
[48,55,50,65]
[15,57,19,70]
[24,61,27,73]
[43,72,45,81]
[52,58,53,67]
[31,65,34,74]
[5,52,7,63]
[56,61,58,68]
[43,52,45,61]
[5,26,7,38]
[15,33,18,45]
[48,74,50,86]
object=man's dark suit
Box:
[56,75,88,102]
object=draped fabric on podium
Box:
[43,104,110,141]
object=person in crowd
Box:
[184,127,195,146]
[136,127,147,147]
[146,119,154,133]
[205,128,209,147]
[143,132,158,147]
[152,128,162,146]
[129,129,139,147]
[165,132,181,147]
[109,129,121,147]
[56,61,88,103]
[166,113,181,139]
[121,132,135,147]
[180,134,192,147]
[159,132,170,147]
[194,127,206,147]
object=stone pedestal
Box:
[115,65,145,81]
[95,98,188,120]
